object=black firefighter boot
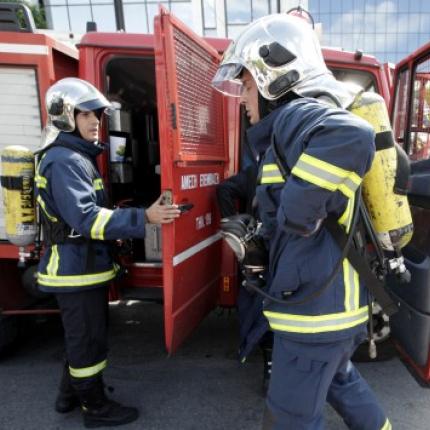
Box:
[55,363,80,413]
[76,377,139,428]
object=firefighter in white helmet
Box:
[213,14,391,430]
[35,78,180,428]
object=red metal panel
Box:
[157,7,225,162]
[155,7,227,353]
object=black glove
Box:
[220,214,267,268]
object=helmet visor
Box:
[212,63,244,97]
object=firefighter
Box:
[35,78,180,428]
[212,14,391,430]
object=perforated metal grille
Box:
[173,27,225,160]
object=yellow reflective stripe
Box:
[292,153,361,198]
[343,259,359,312]
[261,176,285,184]
[263,164,280,172]
[93,178,104,191]
[338,199,350,228]
[338,193,355,233]
[69,359,107,378]
[35,174,47,188]
[46,245,59,276]
[37,267,117,287]
[381,419,391,430]
[261,163,285,184]
[36,195,58,222]
[264,306,368,334]
[90,208,113,240]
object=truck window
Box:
[409,56,430,161]
[392,67,410,149]
[331,69,377,93]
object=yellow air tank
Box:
[0,145,37,247]
[349,92,413,251]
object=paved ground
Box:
[0,301,429,429]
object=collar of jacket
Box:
[246,107,285,160]
[55,132,105,159]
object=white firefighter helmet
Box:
[212,13,361,108]
[40,78,112,148]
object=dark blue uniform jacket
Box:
[253,98,375,343]
[35,132,146,293]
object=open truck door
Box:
[154,7,227,353]
[389,41,430,384]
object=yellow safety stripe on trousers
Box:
[36,195,58,222]
[261,163,286,184]
[90,208,113,240]
[93,178,104,191]
[381,418,392,430]
[343,259,359,312]
[46,245,59,276]
[35,174,47,188]
[37,267,117,287]
[264,306,368,334]
[69,359,107,378]
[291,153,361,199]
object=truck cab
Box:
[388,42,430,384]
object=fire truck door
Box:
[154,8,227,353]
[389,45,430,379]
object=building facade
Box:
[42,0,429,63]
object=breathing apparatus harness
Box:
[34,142,103,273]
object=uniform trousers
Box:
[55,286,109,390]
[266,332,389,430]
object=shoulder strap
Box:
[270,133,290,180]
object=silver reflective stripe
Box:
[69,359,107,378]
[264,306,368,334]
[90,208,113,240]
[294,158,359,196]
[37,267,117,287]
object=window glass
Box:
[252,1,269,20]
[124,4,148,33]
[49,6,70,31]
[226,0,251,24]
[68,6,93,33]
[92,5,116,32]
[170,3,193,24]
[409,57,430,160]
[330,69,377,93]
[202,0,216,29]
[392,67,410,147]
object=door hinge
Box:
[170,103,177,130]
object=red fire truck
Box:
[0,2,78,349]
[1,3,430,384]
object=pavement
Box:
[0,301,429,429]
